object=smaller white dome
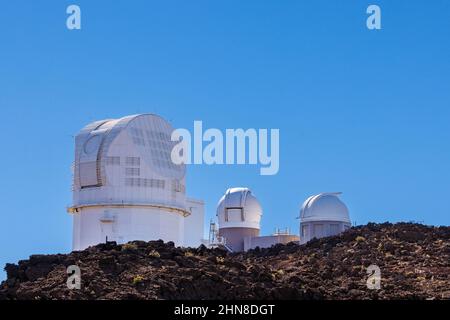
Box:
[216,187,262,230]
[300,192,350,223]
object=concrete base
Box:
[244,235,300,251]
[300,220,351,244]
[218,227,260,252]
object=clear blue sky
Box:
[0,1,449,280]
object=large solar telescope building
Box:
[68,114,204,251]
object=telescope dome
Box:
[300,192,350,223]
[217,187,262,230]
[215,187,262,252]
[69,114,204,251]
[299,192,351,244]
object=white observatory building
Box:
[299,192,351,244]
[215,187,299,252]
[216,188,262,252]
[68,114,204,251]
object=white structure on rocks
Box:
[216,187,299,252]
[216,188,262,252]
[299,192,351,244]
[68,114,204,251]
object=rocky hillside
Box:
[1,223,449,300]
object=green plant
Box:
[132,275,144,285]
[148,250,161,258]
[122,243,138,251]
[273,269,285,278]
[416,276,426,282]
[216,256,225,264]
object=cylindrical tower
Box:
[69,114,191,250]
[299,192,351,244]
[216,187,262,252]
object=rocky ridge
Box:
[1,223,449,300]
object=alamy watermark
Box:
[66,4,381,31]
[171,121,280,176]
[67,265,81,290]
[66,5,81,30]
[366,265,381,290]
[367,5,382,30]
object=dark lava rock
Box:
[0,223,449,300]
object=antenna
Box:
[208,220,217,244]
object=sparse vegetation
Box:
[1,223,448,300]
[148,250,160,258]
[132,275,144,285]
[122,243,138,251]
[216,256,225,264]
[272,269,285,279]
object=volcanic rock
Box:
[0,223,448,300]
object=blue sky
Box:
[0,1,449,280]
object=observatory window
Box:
[155,179,165,189]
[79,161,100,187]
[125,178,165,189]
[126,157,140,166]
[225,208,244,222]
[125,168,140,176]
[146,179,165,189]
[125,178,143,187]
[106,157,121,165]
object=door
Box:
[302,224,310,241]
[101,222,114,243]
[313,224,324,239]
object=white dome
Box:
[72,114,187,211]
[216,187,262,230]
[69,114,205,251]
[300,192,350,223]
